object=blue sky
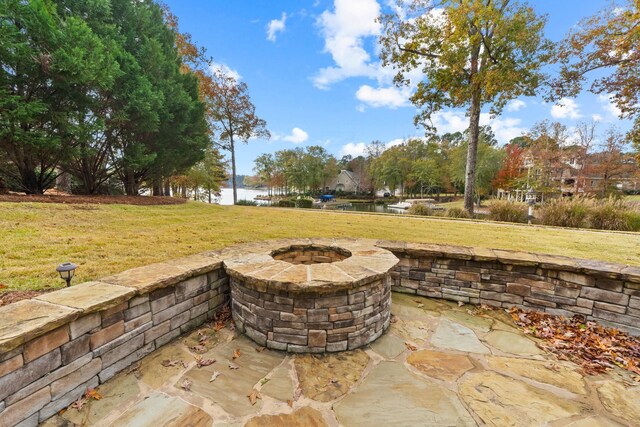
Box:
[163,0,632,175]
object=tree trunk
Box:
[230,137,238,204]
[152,179,162,196]
[164,179,171,197]
[464,89,481,215]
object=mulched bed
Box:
[0,289,54,307]
[0,194,187,205]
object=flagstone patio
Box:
[41,293,639,427]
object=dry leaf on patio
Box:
[405,341,418,351]
[255,346,266,352]
[247,389,262,406]
[71,397,87,411]
[228,363,239,370]
[84,388,102,401]
[194,355,216,368]
[287,399,294,408]
[232,348,241,360]
[191,345,207,353]
[161,359,182,367]
[213,321,226,332]
[209,371,221,382]
[457,301,464,307]
[390,315,398,324]
[293,385,302,401]
[181,379,192,391]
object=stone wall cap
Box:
[100,261,206,295]
[35,281,135,313]
[223,238,398,294]
[163,254,222,276]
[0,299,80,353]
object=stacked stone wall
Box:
[231,276,392,353]
[377,242,640,336]
[0,257,227,427]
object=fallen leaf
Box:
[255,347,266,353]
[209,371,221,382]
[416,303,424,308]
[228,363,239,370]
[247,389,261,405]
[181,379,192,391]
[260,378,270,385]
[287,399,294,407]
[194,355,216,368]
[293,385,302,401]
[84,388,102,401]
[161,359,181,367]
[71,397,87,410]
[0,284,7,289]
[232,348,241,360]
[191,345,207,353]
[405,341,418,351]
[457,301,464,307]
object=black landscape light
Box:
[56,262,77,287]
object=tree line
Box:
[0,0,266,199]
[379,0,640,213]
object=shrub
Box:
[446,207,471,219]
[488,200,528,223]
[277,200,295,208]
[537,198,589,228]
[408,204,433,216]
[295,198,313,209]
[625,211,640,232]
[588,198,631,231]
[235,199,257,206]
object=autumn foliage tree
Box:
[207,70,270,204]
[379,0,551,214]
[492,143,526,190]
[552,0,640,145]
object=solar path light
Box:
[56,262,77,287]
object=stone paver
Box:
[335,361,476,426]
[483,330,545,355]
[407,350,474,382]
[244,407,327,427]
[431,319,490,353]
[40,294,640,427]
[294,350,369,402]
[459,371,585,426]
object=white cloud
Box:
[592,114,603,122]
[506,99,526,112]
[274,127,309,144]
[598,94,622,117]
[355,85,410,109]
[209,62,241,81]
[313,0,382,89]
[340,142,368,157]
[430,110,525,144]
[550,97,582,119]
[266,12,287,42]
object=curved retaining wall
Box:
[0,238,638,426]
[376,240,640,336]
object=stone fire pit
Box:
[222,239,399,352]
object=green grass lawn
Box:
[1,201,638,292]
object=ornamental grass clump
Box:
[537,197,589,228]
[588,198,632,231]
[488,200,528,223]
[408,204,434,216]
[446,207,471,219]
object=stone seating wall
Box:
[0,239,638,426]
[377,241,640,336]
[0,255,228,427]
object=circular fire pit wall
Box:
[224,240,399,352]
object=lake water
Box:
[217,188,408,214]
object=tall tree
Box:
[0,0,118,193]
[379,0,550,213]
[552,0,640,145]
[208,70,269,204]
